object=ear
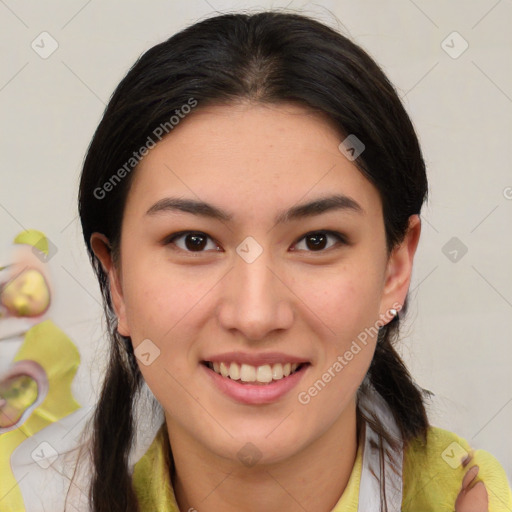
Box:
[379,214,421,318]
[90,233,130,337]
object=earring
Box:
[388,307,400,322]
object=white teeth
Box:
[272,364,283,380]
[220,362,229,377]
[240,364,256,382]
[208,361,303,383]
[256,364,273,383]
[229,362,240,380]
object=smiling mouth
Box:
[202,361,309,385]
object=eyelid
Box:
[163,230,349,253]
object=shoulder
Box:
[402,425,512,511]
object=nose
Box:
[216,250,294,342]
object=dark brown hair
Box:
[77,10,430,511]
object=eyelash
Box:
[163,230,348,255]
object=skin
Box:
[92,101,428,512]
[456,456,489,511]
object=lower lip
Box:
[201,363,309,405]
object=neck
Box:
[166,402,361,512]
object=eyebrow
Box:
[146,194,363,224]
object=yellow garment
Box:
[0,320,81,511]
[132,424,512,511]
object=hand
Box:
[455,455,489,512]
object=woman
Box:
[76,11,511,512]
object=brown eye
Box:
[164,230,347,254]
[165,231,220,253]
[183,233,207,251]
[293,231,347,252]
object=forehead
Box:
[125,102,382,224]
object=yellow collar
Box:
[132,424,363,512]
[132,423,512,511]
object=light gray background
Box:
[1,0,511,483]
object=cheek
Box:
[292,262,384,342]
[121,262,199,407]
[120,259,216,401]
[121,255,206,341]
[293,267,381,433]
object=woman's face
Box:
[94,102,418,465]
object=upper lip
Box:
[202,351,309,366]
